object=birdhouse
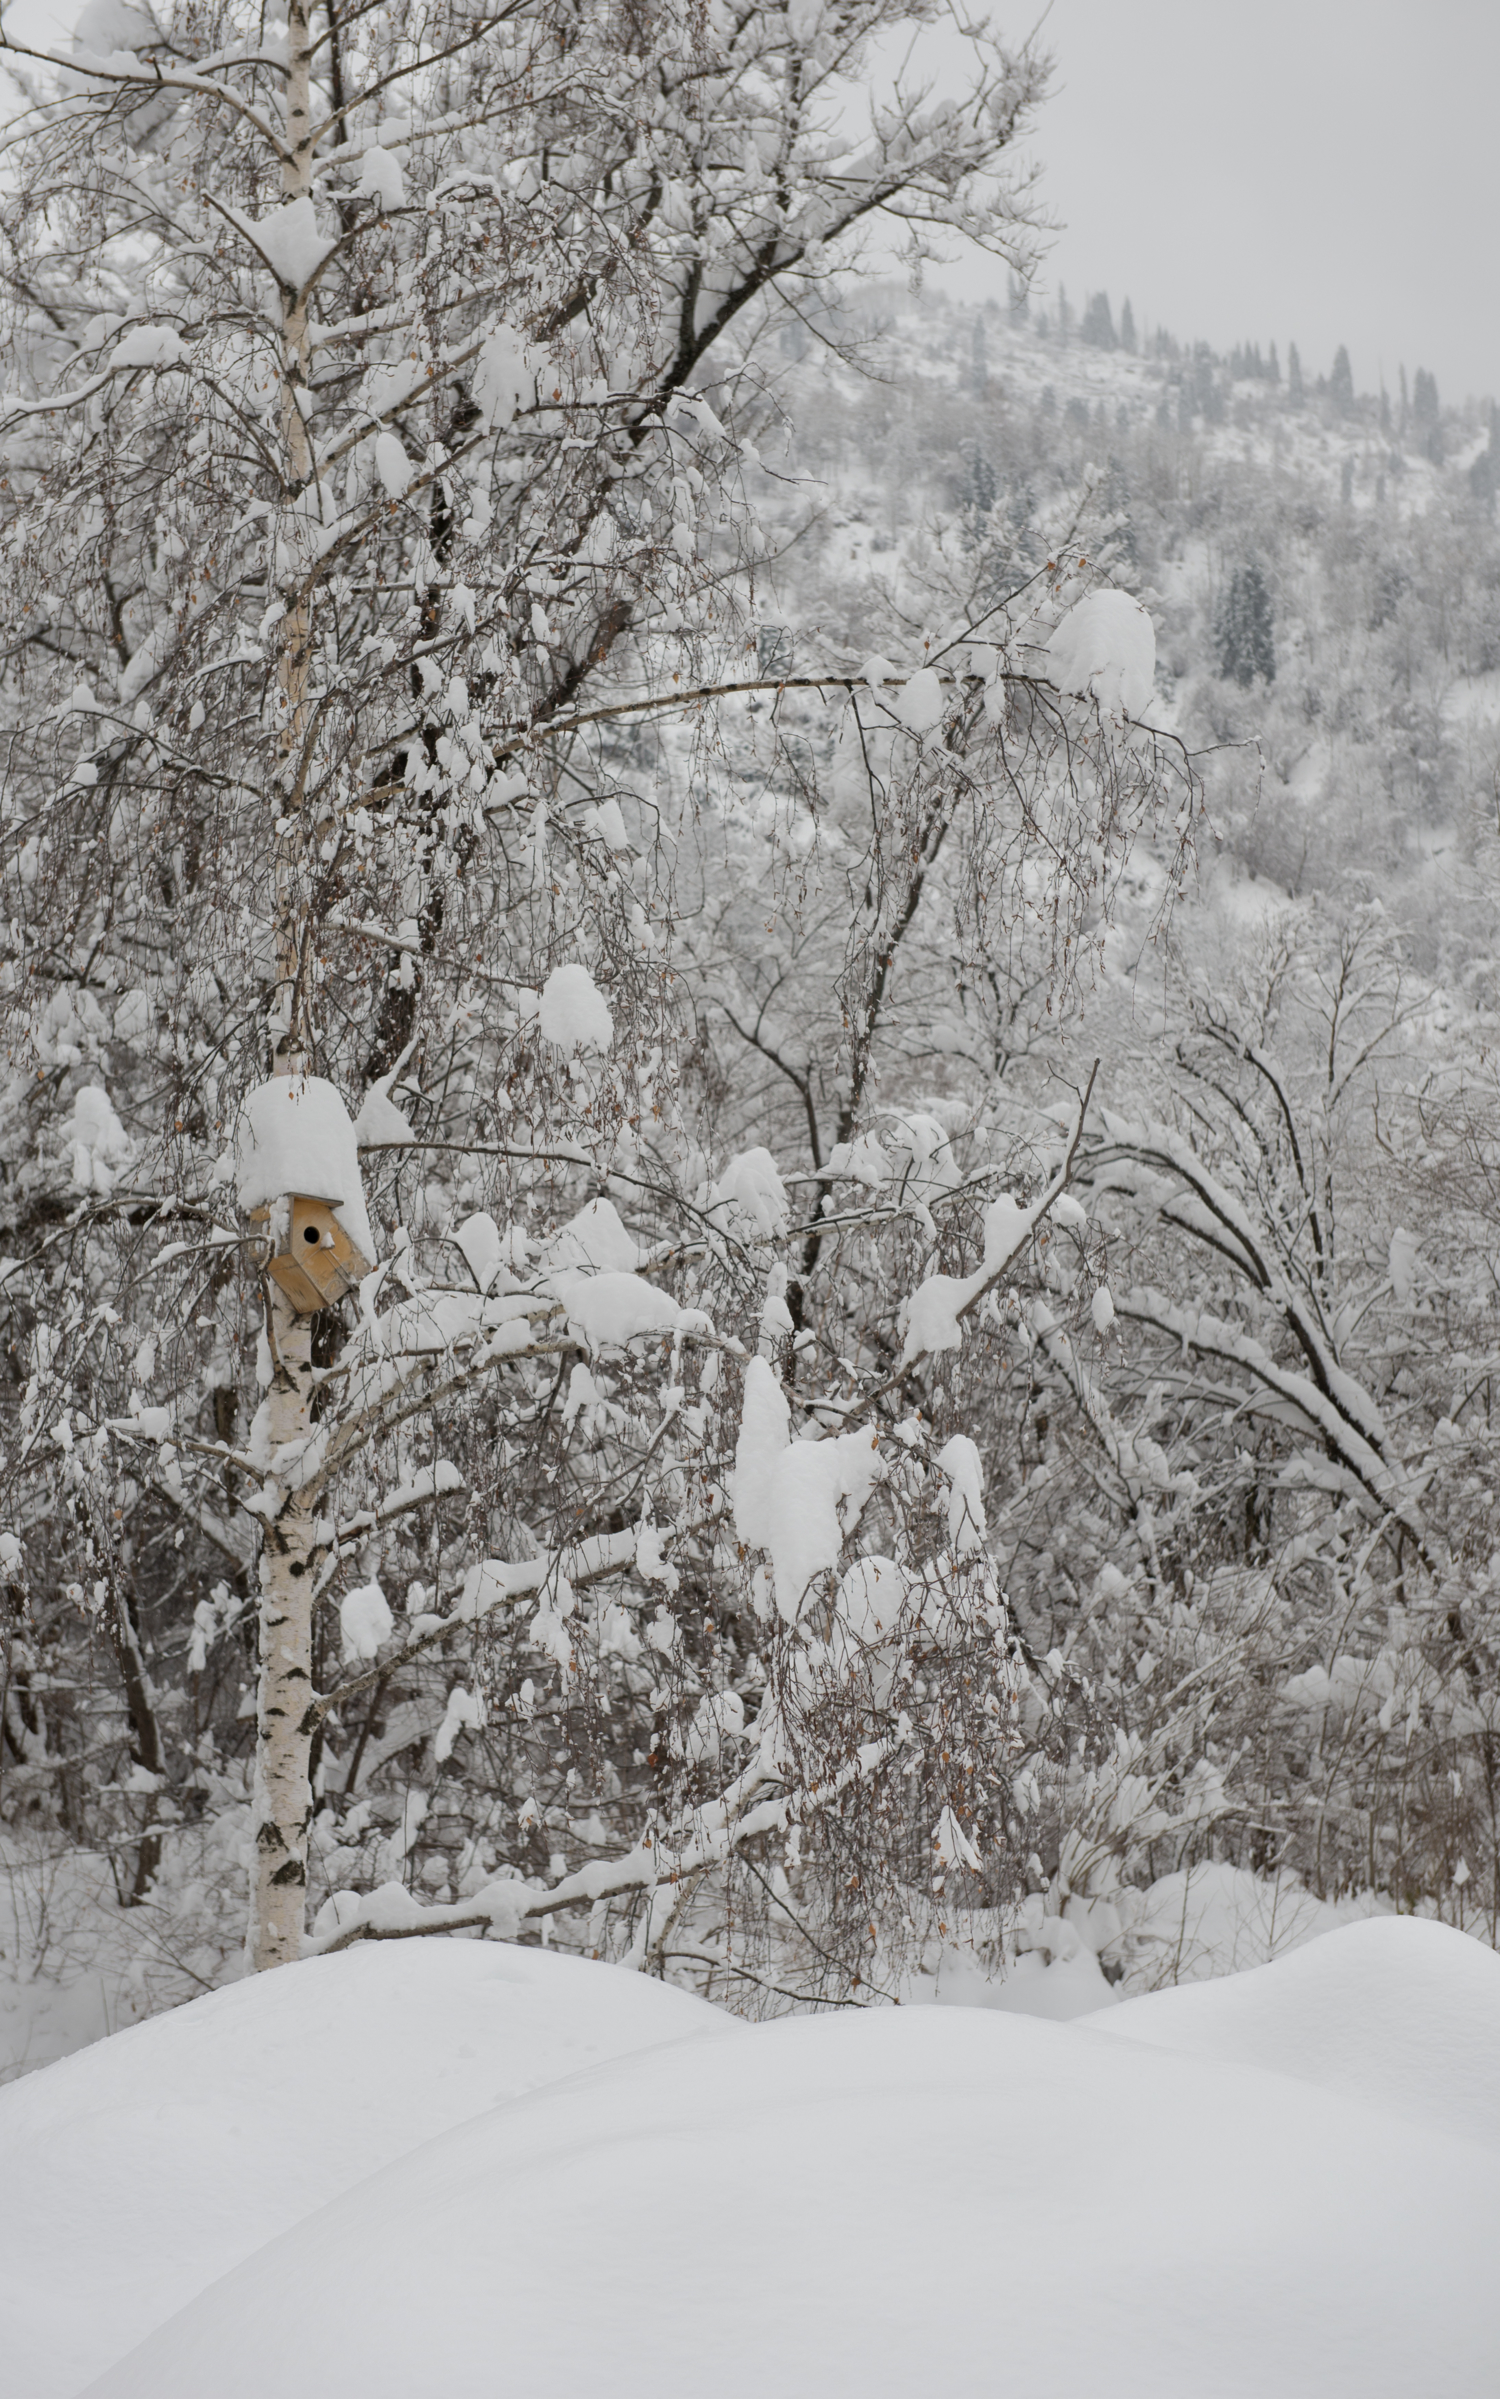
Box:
[258,1194,372,1314]
[236,1075,376,1316]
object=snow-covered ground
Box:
[0,1941,723,2399]
[3,1917,1497,2398]
[1,1839,1387,2087]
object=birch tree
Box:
[0,0,1204,1995]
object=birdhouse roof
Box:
[235,1075,375,1262]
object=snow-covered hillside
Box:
[749,279,1500,947]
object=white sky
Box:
[957,0,1500,404]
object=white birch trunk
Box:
[248,1285,321,1970]
[248,0,323,1971]
[271,0,316,1066]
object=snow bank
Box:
[234,1074,374,1261]
[1119,1857,1366,1986]
[0,1942,722,2399]
[1046,588,1156,720]
[0,1849,135,2083]
[87,1939,1500,2399]
[1093,1914,1500,2150]
[935,1939,1119,2019]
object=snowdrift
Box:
[1091,1912,1500,2147]
[0,1941,723,2399]
[3,1918,1496,2396]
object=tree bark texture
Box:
[248,1284,320,1970]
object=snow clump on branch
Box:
[732,1358,884,1620]
[538,963,614,1053]
[339,1581,393,1660]
[234,1076,375,1260]
[1046,589,1156,720]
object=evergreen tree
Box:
[1413,369,1441,462]
[1475,405,1500,509]
[1100,454,1137,563]
[1194,344,1224,424]
[961,442,996,522]
[1119,298,1136,353]
[1330,345,1355,413]
[1080,291,1116,350]
[1269,342,1281,383]
[1287,342,1304,404]
[1215,562,1276,684]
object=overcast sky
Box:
[4,0,1492,404]
[975,0,1499,404]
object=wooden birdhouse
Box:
[236,1076,376,1316]
[259,1194,372,1314]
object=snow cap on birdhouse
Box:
[235,1075,375,1312]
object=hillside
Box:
[741,279,1500,973]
